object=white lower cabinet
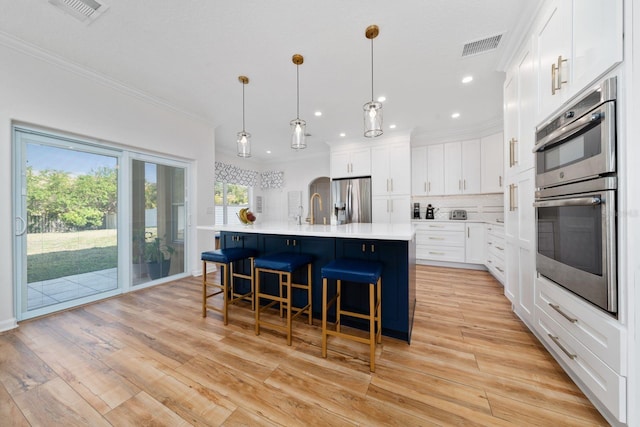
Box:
[372,195,410,224]
[465,223,486,264]
[535,276,627,422]
[485,223,505,284]
[415,222,465,263]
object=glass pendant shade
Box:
[363,101,383,138]
[237,131,251,157]
[290,118,307,149]
[290,54,307,150]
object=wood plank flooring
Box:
[0,265,609,426]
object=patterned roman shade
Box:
[215,162,258,187]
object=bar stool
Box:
[321,258,382,372]
[201,248,258,325]
[254,252,313,346]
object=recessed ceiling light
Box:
[377,96,386,103]
[266,150,272,154]
[451,112,460,119]
[389,124,397,129]
[339,133,346,137]
[314,111,322,117]
[462,76,473,84]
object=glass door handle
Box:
[15,216,27,236]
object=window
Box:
[214,181,251,225]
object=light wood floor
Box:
[0,265,608,426]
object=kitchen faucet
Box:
[309,192,322,225]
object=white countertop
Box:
[412,219,504,226]
[198,222,416,241]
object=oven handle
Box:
[533,196,602,208]
[533,108,603,153]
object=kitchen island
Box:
[207,222,416,343]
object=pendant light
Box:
[237,75,251,157]
[363,24,383,138]
[290,54,307,150]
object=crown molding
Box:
[0,30,211,125]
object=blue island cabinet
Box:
[335,238,415,343]
[259,234,336,319]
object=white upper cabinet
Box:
[480,133,504,193]
[411,146,428,196]
[372,143,411,196]
[426,144,445,196]
[330,146,371,178]
[505,37,536,179]
[443,140,480,195]
[536,0,622,121]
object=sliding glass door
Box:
[131,158,186,286]
[14,128,121,319]
[14,127,190,320]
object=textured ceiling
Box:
[0,0,541,161]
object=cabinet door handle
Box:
[428,237,445,240]
[463,179,466,190]
[496,266,504,273]
[371,244,375,253]
[551,55,568,95]
[286,239,290,246]
[386,178,390,192]
[424,182,427,193]
[428,182,431,192]
[495,246,504,251]
[509,184,518,211]
[549,303,578,323]
[390,199,394,212]
[548,334,577,360]
[390,178,393,192]
[293,239,297,247]
[429,251,445,255]
[499,176,502,187]
[362,244,366,252]
[487,260,493,264]
[467,228,470,238]
[459,179,462,190]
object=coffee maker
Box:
[413,203,420,219]
[425,204,436,220]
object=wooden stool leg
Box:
[322,277,328,358]
[222,263,229,325]
[250,258,256,311]
[286,272,293,346]
[307,263,313,324]
[377,277,382,344]
[255,269,261,336]
[336,279,342,333]
[202,260,207,318]
[369,281,375,372]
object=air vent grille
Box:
[48,0,109,24]
[462,34,503,57]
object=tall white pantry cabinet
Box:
[503,0,630,425]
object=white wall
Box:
[0,42,215,331]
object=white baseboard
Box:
[0,317,18,333]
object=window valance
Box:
[215,162,258,187]
[260,170,284,189]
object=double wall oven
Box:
[533,77,617,315]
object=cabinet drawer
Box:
[486,254,505,283]
[417,245,465,263]
[535,276,625,375]
[414,221,465,232]
[535,306,626,422]
[487,240,505,261]
[416,230,464,247]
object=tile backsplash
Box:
[412,193,504,222]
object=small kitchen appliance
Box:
[449,209,467,220]
[425,204,435,220]
[413,203,420,219]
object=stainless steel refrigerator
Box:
[331,177,372,224]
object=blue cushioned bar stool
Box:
[321,258,382,372]
[201,248,258,325]
[254,252,313,346]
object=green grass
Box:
[27,229,118,283]
[28,246,117,283]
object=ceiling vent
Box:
[462,34,503,57]
[48,0,109,24]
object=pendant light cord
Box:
[242,82,246,132]
[370,37,375,103]
[296,64,300,119]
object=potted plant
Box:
[145,235,175,279]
